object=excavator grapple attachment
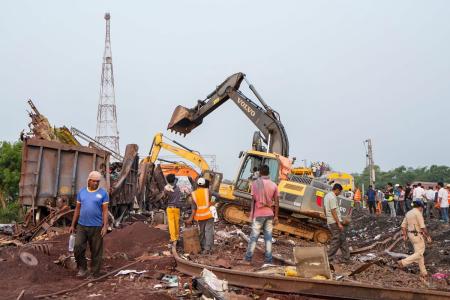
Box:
[167,105,200,135]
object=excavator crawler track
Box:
[218,202,330,243]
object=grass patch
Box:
[0,201,22,223]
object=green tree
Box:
[0,141,22,202]
[354,164,450,191]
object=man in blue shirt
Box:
[69,171,109,277]
[366,185,376,215]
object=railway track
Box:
[172,245,450,300]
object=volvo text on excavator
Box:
[167,72,353,243]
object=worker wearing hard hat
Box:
[398,200,432,281]
[186,177,215,254]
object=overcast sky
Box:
[1,1,449,179]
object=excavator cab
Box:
[233,151,279,200]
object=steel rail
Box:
[172,246,450,300]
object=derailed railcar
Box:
[19,138,110,211]
[19,138,139,220]
[109,144,140,216]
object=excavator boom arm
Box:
[144,133,210,172]
[168,72,289,157]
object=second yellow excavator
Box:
[143,132,222,188]
[137,133,222,210]
[142,132,209,171]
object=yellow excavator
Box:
[168,72,353,243]
[324,172,355,192]
[138,133,222,209]
[142,132,210,171]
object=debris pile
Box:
[348,210,450,271]
[179,216,450,292]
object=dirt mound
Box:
[0,246,80,299]
[104,222,168,258]
[0,222,173,299]
[0,248,68,283]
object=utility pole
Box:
[301,159,307,168]
[95,12,120,158]
[364,139,375,187]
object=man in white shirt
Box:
[324,183,350,263]
[437,182,449,224]
[424,186,436,220]
[413,183,425,202]
[345,189,354,200]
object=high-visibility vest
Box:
[191,188,213,221]
[354,189,362,202]
[387,189,394,202]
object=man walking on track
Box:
[70,171,109,278]
[244,165,279,264]
[324,183,350,263]
[398,200,432,282]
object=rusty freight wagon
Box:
[19,138,110,212]
[19,138,139,221]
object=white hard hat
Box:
[197,177,206,186]
[395,184,399,187]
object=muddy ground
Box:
[0,208,449,299]
[0,221,321,300]
[0,222,174,299]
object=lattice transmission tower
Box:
[95,12,120,156]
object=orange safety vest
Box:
[191,188,213,221]
[354,189,362,202]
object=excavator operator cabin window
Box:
[236,155,262,192]
[236,155,280,192]
[265,158,279,182]
[241,155,262,180]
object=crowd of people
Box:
[310,161,330,177]
[339,181,450,282]
[359,182,450,223]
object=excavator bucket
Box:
[167,105,199,135]
[168,73,245,135]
